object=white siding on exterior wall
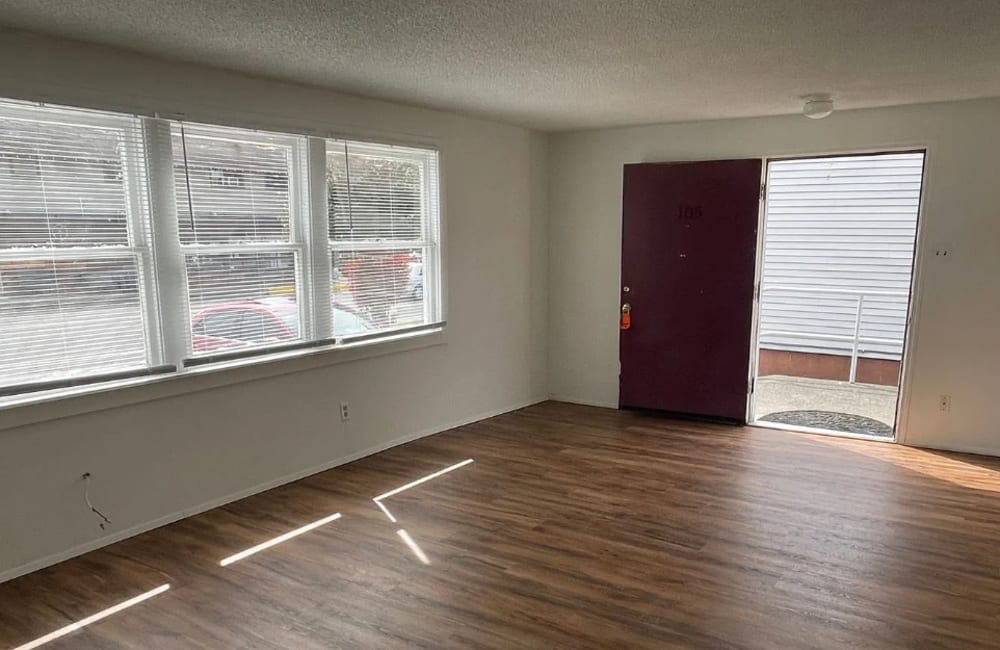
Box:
[758,152,924,360]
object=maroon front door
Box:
[619,159,762,421]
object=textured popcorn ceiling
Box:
[1,0,1000,130]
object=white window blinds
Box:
[0,103,156,392]
[171,124,308,357]
[326,141,440,337]
[0,98,443,399]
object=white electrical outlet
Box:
[340,401,350,422]
[939,395,951,412]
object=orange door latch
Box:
[620,303,631,330]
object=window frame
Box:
[168,123,312,362]
[0,103,163,382]
[0,99,446,410]
[325,139,443,338]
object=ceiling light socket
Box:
[803,94,834,119]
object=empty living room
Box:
[2,2,1000,648]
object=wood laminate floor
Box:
[2,401,1000,648]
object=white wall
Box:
[4,27,1000,584]
[548,98,1000,456]
[0,32,548,580]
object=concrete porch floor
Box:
[752,374,898,436]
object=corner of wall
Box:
[529,131,552,400]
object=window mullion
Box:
[307,137,333,340]
[143,117,190,368]
[122,119,163,366]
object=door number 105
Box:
[678,204,703,219]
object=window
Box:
[171,123,308,356]
[0,104,156,394]
[327,141,440,335]
[0,99,442,398]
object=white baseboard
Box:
[902,440,1000,459]
[548,394,619,409]
[0,397,545,584]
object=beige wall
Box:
[0,32,548,580]
[548,98,1000,456]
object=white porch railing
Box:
[758,285,909,384]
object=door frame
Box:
[745,146,932,445]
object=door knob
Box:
[620,303,631,330]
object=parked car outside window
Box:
[191,298,373,353]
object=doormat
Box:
[759,410,893,438]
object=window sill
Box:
[0,326,448,432]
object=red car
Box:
[191,298,373,353]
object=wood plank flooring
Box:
[2,401,1000,648]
